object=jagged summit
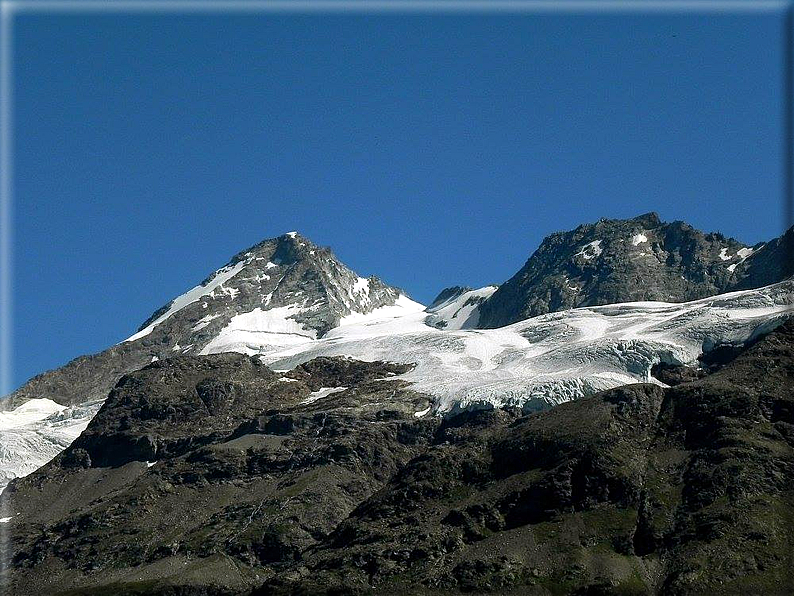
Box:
[476,213,785,328]
[129,230,409,345]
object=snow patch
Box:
[337,294,426,328]
[631,233,648,246]
[200,305,317,356]
[736,247,755,262]
[353,277,371,297]
[302,386,347,405]
[0,399,66,430]
[575,240,603,260]
[192,314,220,332]
[719,248,732,261]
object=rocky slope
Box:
[2,320,793,595]
[476,213,792,328]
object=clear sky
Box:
[9,5,790,390]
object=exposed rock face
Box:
[729,225,794,291]
[3,232,408,410]
[477,213,792,328]
[3,323,793,595]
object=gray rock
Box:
[477,212,793,328]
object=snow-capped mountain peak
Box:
[124,231,414,354]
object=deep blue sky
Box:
[11,7,789,389]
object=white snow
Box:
[286,232,298,238]
[737,247,754,259]
[719,248,732,261]
[192,314,220,332]
[414,406,432,418]
[256,280,793,417]
[199,305,318,355]
[215,285,240,300]
[336,295,426,328]
[425,286,498,330]
[575,240,603,260]
[631,233,648,246]
[265,261,278,269]
[352,277,371,297]
[146,461,157,468]
[0,517,11,523]
[723,246,754,268]
[302,386,347,405]
[124,258,250,342]
[0,399,66,430]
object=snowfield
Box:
[201,280,793,415]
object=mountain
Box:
[476,212,792,328]
[3,231,416,411]
[3,319,793,595]
[0,274,789,492]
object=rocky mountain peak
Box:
[229,231,321,267]
[476,213,774,328]
[131,230,406,348]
